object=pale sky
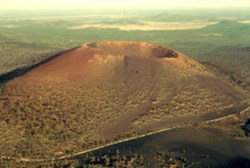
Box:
[1,0,250,9]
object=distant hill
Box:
[202,20,249,34]
[147,13,185,21]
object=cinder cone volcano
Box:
[0,41,246,158]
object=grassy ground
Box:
[200,107,250,140]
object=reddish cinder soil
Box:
[12,41,199,84]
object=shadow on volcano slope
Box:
[74,127,250,168]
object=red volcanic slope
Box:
[14,41,200,84]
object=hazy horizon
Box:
[1,0,250,10]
